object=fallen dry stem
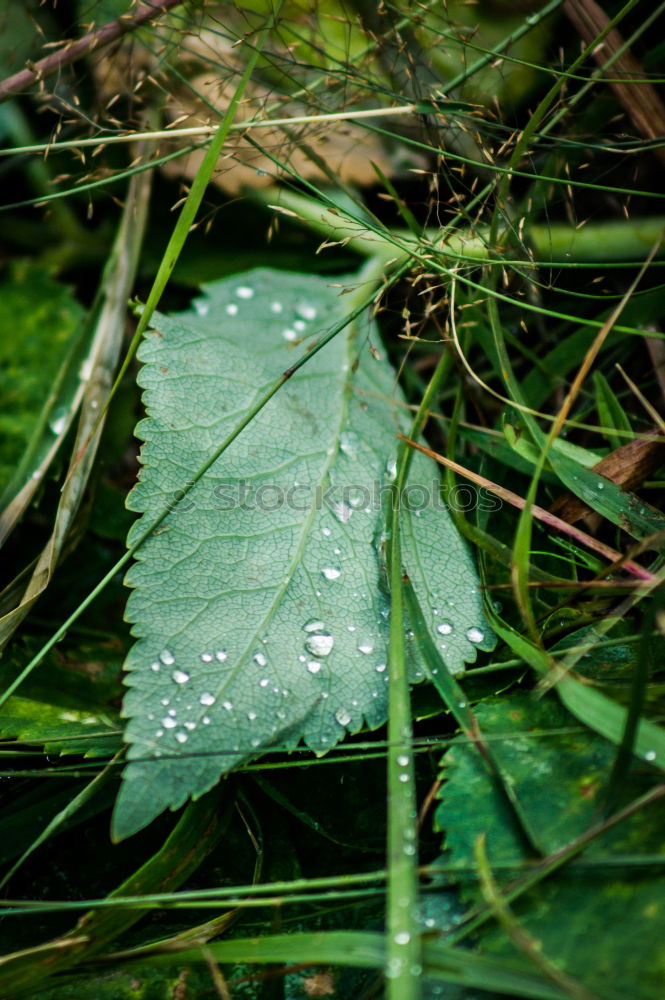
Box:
[397,435,657,583]
[0,0,184,104]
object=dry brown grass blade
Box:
[563,0,665,166]
[0,158,151,650]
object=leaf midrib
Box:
[182,313,360,732]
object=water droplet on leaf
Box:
[305,633,334,657]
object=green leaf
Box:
[136,930,573,1000]
[436,694,665,999]
[0,694,120,756]
[113,267,493,839]
[0,646,121,756]
[593,371,633,451]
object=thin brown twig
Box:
[397,434,657,583]
[0,0,185,105]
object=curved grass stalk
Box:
[0,104,426,157]
[385,449,421,997]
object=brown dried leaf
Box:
[549,430,665,526]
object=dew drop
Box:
[358,643,373,655]
[172,669,190,684]
[397,754,410,766]
[175,731,188,744]
[340,431,359,457]
[293,319,306,332]
[282,328,297,341]
[596,481,605,490]
[235,286,254,299]
[385,458,397,481]
[49,411,67,436]
[202,715,211,725]
[160,650,175,666]
[385,958,405,980]
[222,700,233,711]
[247,711,257,721]
[436,622,453,635]
[297,303,317,320]
[347,625,356,632]
[259,677,270,688]
[307,660,322,674]
[645,749,657,762]
[270,301,283,313]
[199,692,216,706]
[225,303,238,316]
[195,301,209,316]
[160,697,170,707]
[304,619,325,633]
[394,931,411,945]
[376,663,386,673]
[200,652,213,663]
[254,652,267,667]
[215,650,228,662]
[330,501,352,523]
[466,626,485,643]
[321,567,341,580]
[335,708,351,726]
[322,526,332,537]
[184,721,196,731]
[398,773,410,783]
[305,633,334,657]
[150,662,160,673]
[162,716,177,729]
